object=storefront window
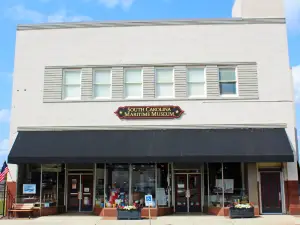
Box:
[95,164,105,208]
[157,163,169,206]
[207,163,223,207]
[206,163,249,208]
[17,164,60,207]
[203,163,209,211]
[41,170,58,207]
[223,163,248,206]
[131,164,156,206]
[105,164,129,208]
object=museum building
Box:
[5,0,300,217]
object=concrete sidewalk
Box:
[0,215,298,225]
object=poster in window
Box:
[23,184,37,194]
[215,179,234,193]
[72,179,77,189]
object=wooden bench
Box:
[8,203,34,219]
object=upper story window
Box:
[155,68,174,98]
[219,68,237,96]
[93,69,111,99]
[187,68,206,97]
[62,70,81,100]
[124,69,142,98]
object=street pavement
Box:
[0,214,298,225]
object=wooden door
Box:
[260,172,282,213]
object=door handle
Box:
[185,189,190,198]
[279,192,281,201]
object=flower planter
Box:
[117,209,141,220]
[229,207,254,218]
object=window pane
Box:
[156,83,173,97]
[157,163,169,206]
[132,164,156,206]
[220,82,237,95]
[125,69,142,83]
[106,164,129,207]
[188,83,205,96]
[64,86,80,98]
[156,69,173,83]
[94,70,111,84]
[64,71,81,85]
[94,85,111,98]
[125,83,142,98]
[219,69,236,81]
[187,68,205,82]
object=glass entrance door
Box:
[175,174,201,213]
[175,174,188,212]
[68,174,93,212]
[188,174,201,212]
[68,175,80,211]
[81,175,93,211]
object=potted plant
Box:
[229,202,255,218]
[117,204,142,220]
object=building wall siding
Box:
[174,66,187,98]
[206,65,219,98]
[42,63,259,101]
[112,67,124,99]
[237,64,259,98]
[43,68,62,102]
[143,67,155,99]
[81,68,93,100]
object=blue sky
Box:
[0,0,300,164]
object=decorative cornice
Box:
[17,18,286,31]
[17,123,287,131]
[45,62,257,69]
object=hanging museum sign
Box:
[114,106,184,119]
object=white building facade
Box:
[6,0,299,217]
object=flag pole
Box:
[3,174,7,216]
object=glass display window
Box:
[105,164,129,208]
[131,164,156,206]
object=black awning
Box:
[8,128,294,164]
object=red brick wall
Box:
[93,207,173,218]
[285,180,300,215]
[5,182,17,214]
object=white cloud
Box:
[292,65,300,103]
[47,10,92,23]
[285,0,300,32]
[0,109,10,123]
[97,0,136,9]
[6,5,92,23]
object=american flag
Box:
[0,161,9,182]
